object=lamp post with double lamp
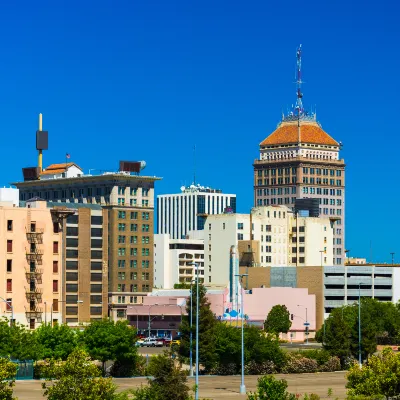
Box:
[297,304,308,345]
[0,297,13,327]
[188,261,199,400]
[235,273,248,395]
[148,303,159,338]
[51,299,83,326]
[189,278,196,377]
[358,282,362,367]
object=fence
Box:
[11,360,34,380]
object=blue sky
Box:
[1,0,399,262]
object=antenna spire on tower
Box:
[295,44,303,116]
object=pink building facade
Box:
[126,286,315,341]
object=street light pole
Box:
[235,273,248,395]
[189,279,195,378]
[297,304,308,344]
[358,283,362,367]
[0,297,13,327]
[148,304,159,338]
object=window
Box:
[118,187,125,195]
[131,212,138,219]
[53,261,59,273]
[142,212,149,220]
[237,233,243,240]
[142,200,149,206]
[53,222,59,233]
[118,260,126,268]
[131,272,137,280]
[118,296,126,304]
[142,236,150,244]
[118,248,126,256]
[131,248,137,256]
[118,235,126,244]
[142,284,150,292]
[131,236,138,244]
[53,241,59,254]
[7,240,12,253]
[118,272,126,280]
[130,260,137,268]
[142,224,150,232]
[6,260,12,272]
[265,235,271,242]
[117,284,126,292]
[142,260,150,268]
[130,224,138,232]
[118,198,125,206]
[52,299,59,312]
[142,188,149,197]
[118,223,126,231]
[118,211,126,219]
[53,280,59,293]
[30,319,35,330]
[131,188,137,196]
[7,220,12,231]
[131,284,138,292]
[30,223,36,232]
[142,248,150,256]
[6,279,12,292]
[238,223,244,230]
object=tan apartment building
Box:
[13,162,161,320]
[0,198,70,328]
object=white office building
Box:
[157,184,236,239]
[154,233,205,289]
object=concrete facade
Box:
[153,234,205,289]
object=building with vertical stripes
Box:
[157,184,236,239]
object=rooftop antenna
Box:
[193,145,196,186]
[295,44,303,143]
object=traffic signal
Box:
[291,314,294,320]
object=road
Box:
[13,372,347,399]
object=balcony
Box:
[25,306,43,320]
[26,228,44,244]
[26,248,43,264]
[324,299,345,307]
[25,267,43,283]
[25,287,43,301]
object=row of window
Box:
[117,223,150,232]
[257,188,343,197]
[118,198,149,207]
[117,295,139,304]
[257,167,297,177]
[118,260,150,268]
[257,178,297,186]
[117,187,149,197]
[6,279,59,293]
[256,167,343,177]
[302,167,342,176]
[117,248,151,258]
[117,272,150,281]
[5,240,59,254]
[117,235,150,244]
[117,284,150,292]
[303,177,342,186]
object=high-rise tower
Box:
[253,45,345,265]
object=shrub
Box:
[318,356,341,372]
[212,362,238,375]
[0,358,17,400]
[247,375,296,400]
[245,360,276,375]
[294,349,331,366]
[281,354,318,374]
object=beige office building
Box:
[0,197,69,328]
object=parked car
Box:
[158,337,172,347]
[140,337,163,347]
[170,336,181,346]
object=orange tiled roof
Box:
[40,163,81,175]
[260,121,339,147]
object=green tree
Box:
[263,305,292,336]
[83,319,138,374]
[247,375,296,400]
[178,283,218,371]
[346,348,400,399]
[36,324,79,360]
[41,348,121,400]
[0,318,40,360]
[316,308,351,363]
[0,358,17,400]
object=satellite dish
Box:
[139,161,146,170]
[180,186,185,192]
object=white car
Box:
[140,337,163,347]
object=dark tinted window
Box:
[91,273,102,282]
[66,249,79,258]
[91,284,102,293]
[66,238,78,247]
[67,215,78,224]
[91,262,102,270]
[91,216,103,225]
[91,239,102,248]
[90,307,102,315]
[90,295,102,304]
[66,272,78,281]
[66,307,78,315]
[66,261,78,270]
[91,250,102,259]
[66,284,78,292]
[91,228,102,237]
[67,227,79,236]
[66,295,78,304]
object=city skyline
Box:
[0,1,399,261]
